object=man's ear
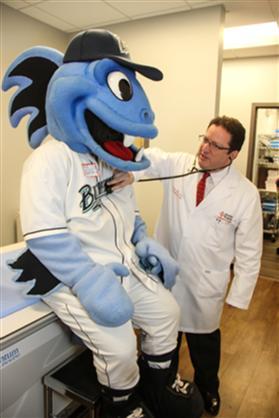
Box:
[229,150,239,161]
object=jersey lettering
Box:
[79,178,112,213]
[79,185,95,212]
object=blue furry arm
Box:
[132,215,179,289]
[131,214,148,245]
[28,233,134,327]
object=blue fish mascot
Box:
[3,29,203,418]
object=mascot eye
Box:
[107,71,133,101]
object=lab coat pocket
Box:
[197,269,230,300]
[202,223,220,249]
[203,215,236,250]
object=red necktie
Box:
[196,172,210,206]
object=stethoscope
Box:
[138,155,233,183]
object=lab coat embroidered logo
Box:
[172,185,182,200]
[216,211,233,224]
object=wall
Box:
[2,5,278,244]
[1,4,68,245]
[106,6,224,234]
[1,4,224,244]
[220,55,279,176]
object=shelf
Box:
[263,229,278,235]
[258,147,279,154]
[259,189,279,194]
[257,162,279,168]
[262,212,279,216]
[247,104,279,191]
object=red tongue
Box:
[103,140,134,161]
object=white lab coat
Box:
[137,148,263,333]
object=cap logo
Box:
[113,33,129,55]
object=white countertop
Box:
[0,301,53,340]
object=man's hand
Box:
[107,170,134,191]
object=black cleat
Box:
[100,390,154,418]
[202,392,220,416]
[139,355,204,418]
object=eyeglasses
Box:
[198,135,231,151]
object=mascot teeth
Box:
[135,147,144,162]
[123,135,135,147]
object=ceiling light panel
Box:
[224,21,279,49]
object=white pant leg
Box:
[42,286,139,390]
[42,275,180,390]
[123,274,181,356]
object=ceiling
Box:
[1,0,279,34]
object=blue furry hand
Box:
[135,238,179,289]
[72,263,134,327]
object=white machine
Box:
[0,242,80,418]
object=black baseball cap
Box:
[63,29,163,81]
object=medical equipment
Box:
[103,157,233,193]
[138,158,232,183]
[0,242,80,418]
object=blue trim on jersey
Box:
[23,226,67,238]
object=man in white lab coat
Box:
[110,115,263,416]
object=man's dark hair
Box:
[208,115,245,152]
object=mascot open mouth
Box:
[85,109,143,162]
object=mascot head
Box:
[2,29,163,171]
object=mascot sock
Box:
[138,351,204,418]
[100,385,155,418]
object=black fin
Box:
[9,249,60,295]
[9,57,58,143]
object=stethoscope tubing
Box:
[138,159,232,183]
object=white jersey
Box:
[20,139,154,288]
[19,140,181,390]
